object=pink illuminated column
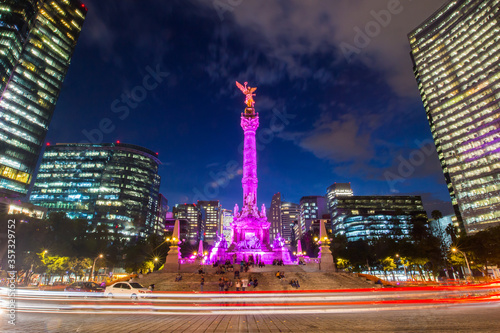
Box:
[240,110,259,207]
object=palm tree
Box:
[431,210,443,238]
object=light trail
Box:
[2,284,499,316]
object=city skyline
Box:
[37,1,454,214]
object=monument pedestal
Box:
[162,245,180,272]
[319,245,335,272]
[273,247,293,264]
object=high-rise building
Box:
[0,1,87,197]
[409,0,500,233]
[173,203,201,244]
[268,192,281,240]
[280,201,300,242]
[220,209,233,243]
[299,195,327,237]
[29,143,161,239]
[326,183,354,233]
[153,194,168,237]
[197,200,221,244]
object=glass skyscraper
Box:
[29,143,161,239]
[0,0,86,197]
[409,0,500,233]
[268,192,281,240]
[280,201,300,242]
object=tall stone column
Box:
[241,110,259,207]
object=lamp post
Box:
[90,254,103,282]
[154,257,159,271]
[452,247,471,279]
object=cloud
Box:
[280,111,380,164]
[197,0,448,97]
[78,0,116,61]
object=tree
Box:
[380,256,397,279]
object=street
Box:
[2,285,500,332]
[2,303,500,332]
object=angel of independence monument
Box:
[209,82,292,264]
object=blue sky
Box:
[47,0,454,215]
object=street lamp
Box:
[154,257,159,271]
[90,254,103,282]
[452,247,471,278]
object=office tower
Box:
[299,195,327,237]
[331,194,426,242]
[29,142,161,239]
[326,183,354,233]
[0,0,87,197]
[197,200,221,244]
[268,192,282,240]
[220,209,233,243]
[280,201,300,242]
[409,0,500,233]
[173,203,201,244]
[153,194,168,237]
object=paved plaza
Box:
[2,303,500,332]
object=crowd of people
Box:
[272,259,285,266]
[190,258,301,291]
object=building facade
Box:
[268,192,281,240]
[220,208,233,243]
[326,183,354,234]
[280,201,300,242]
[0,197,46,219]
[299,195,327,237]
[153,194,168,237]
[331,195,427,242]
[409,0,500,233]
[0,0,86,197]
[29,143,161,239]
[173,203,201,244]
[197,200,221,244]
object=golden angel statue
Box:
[236,81,257,108]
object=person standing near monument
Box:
[241,278,248,291]
[200,275,205,292]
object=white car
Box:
[104,282,151,299]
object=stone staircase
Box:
[135,266,374,292]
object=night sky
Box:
[46,0,454,215]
